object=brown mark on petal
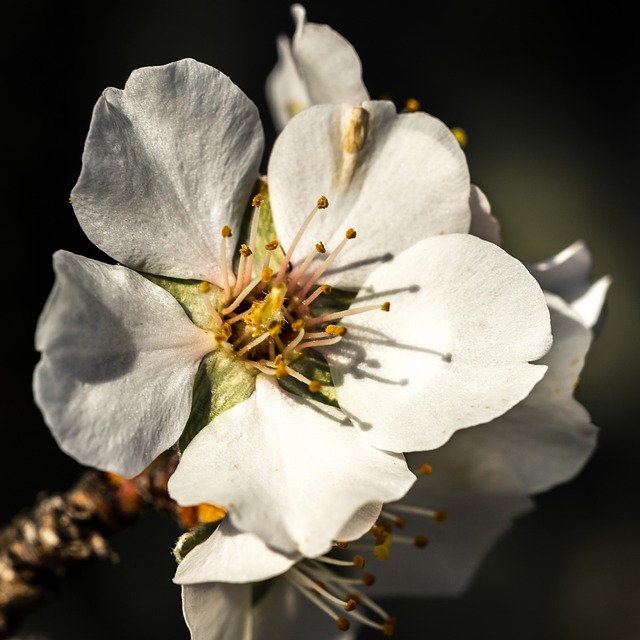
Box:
[338,106,369,189]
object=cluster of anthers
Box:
[201,194,390,393]
[283,462,448,635]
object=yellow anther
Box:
[325,324,347,337]
[221,225,233,238]
[308,380,322,393]
[380,302,391,312]
[414,535,429,548]
[291,318,305,332]
[268,322,282,337]
[315,241,327,253]
[573,377,581,391]
[420,463,433,475]
[373,544,390,561]
[451,126,467,147]
[344,598,358,612]
[314,579,327,591]
[252,193,264,208]
[404,97,421,112]
[265,240,279,251]
[275,360,288,378]
[335,540,349,549]
[320,285,333,295]
[382,616,397,637]
[343,106,369,153]
[199,281,211,293]
[362,573,376,586]
[433,511,448,523]
[214,322,232,343]
[317,195,329,209]
[336,617,351,632]
[393,517,406,529]
[371,524,389,545]
[373,531,393,561]
[261,267,273,283]
[352,554,365,569]
[239,244,252,257]
[346,228,357,239]
[197,503,226,523]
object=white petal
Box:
[289,4,370,107]
[469,184,501,245]
[266,33,311,132]
[526,240,611,330]
[168,375,415,557]
[175,519,299,585]
[327,234,552,452]
[268,101,471,288]
[526,239,594,297]
[569,275,612,330]
[368,435,533,597]
[182,583,252,640]
[71,58,264,285]
[33,251,215,477]
[336,503,382,542]
[478,293,598,493]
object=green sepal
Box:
[179,349,257,452]
[143,273,224,331]
[173,520,220,563]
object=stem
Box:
[0,450,181,639]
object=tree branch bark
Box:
[0,451,182,639]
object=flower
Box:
[34,57,551,558]
[266,3,369,133]
[525,240,612,331]
[175,512,391,639]
[173,282,603,639]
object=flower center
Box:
[210,194,390,394]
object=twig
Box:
[0,450,182,638]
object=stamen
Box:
[315,554,365,569]
[275,197,329,283]
[404,97,421,112]
[451,126,467,147]
[281,327,305,358]
[298,284,333,310]
[286,242,329,300]
[236,330,273,356]
[295,335,345,351]
[287,575,351,631]
[287,567,356,623]
[306,301,391,327]
[219,225,233,301]
[199,285,223,327]
[222,276,262,315]
[386,503,448,522]
[296,229,357,301]
[342,107,369,153]
[244,195,264,284]
[380,510,406,529]
[283,366,322,393]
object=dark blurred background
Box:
[4,1,639,638]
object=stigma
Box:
[208,193,390,394]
